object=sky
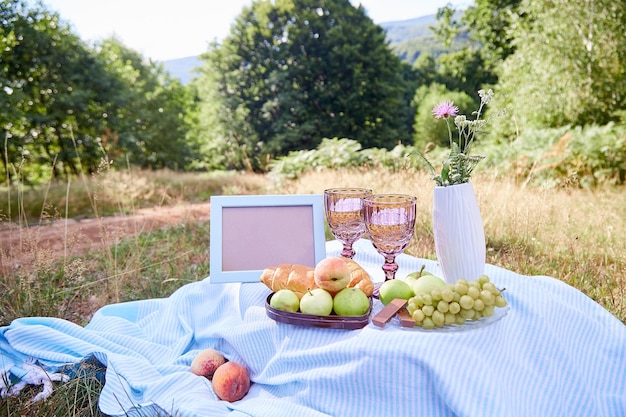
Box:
[41,0,470,62]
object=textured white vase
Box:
[432,182,486,284]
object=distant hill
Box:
[162,55,202,85]
[384,11,468,63]
[162,13,445,84]
[381,15,438,44]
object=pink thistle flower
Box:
[432,101,459,119]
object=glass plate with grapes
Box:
[399,275,511,332]
[398,305,510,332]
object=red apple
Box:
[314,256,351,294]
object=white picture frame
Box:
[209,194,327,283]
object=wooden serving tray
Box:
[265,294,372,330]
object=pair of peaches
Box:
[190,349,250,402]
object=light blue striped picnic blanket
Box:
[1,239,625,416]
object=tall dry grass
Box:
[0,168,271,325]
[1,168,270,223]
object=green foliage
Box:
[195,0,414,172]
[411,53,438,85]
[3,0,626,190]
[268,138,366,182]
[480,123,626,187]
[187,39,260,172]
[434,49,497,96]
[94,39,194,170]
[439,0,521,67]
[428,1,518,97]
[554,125,626,187]
[495,0,626,134]
[1,0,112,183]
[267,137,417,185]
[269,122,626,189]
[1,0,194,186]
[438,3,519,63]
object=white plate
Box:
[399,305,510,333]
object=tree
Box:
[495,0,626,133]
[453,0,521,68]
[94,38,194,170]
[434,49,497,97]
[1,0,112,183]
[195,0,413,171]
[1,0,194,184]
[431,0,521,97]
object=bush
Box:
[479,123,626,187]
[267,122,626,190]
[267,138,420,186]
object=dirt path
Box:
[0,202,212,271]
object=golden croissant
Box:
[260,258,374,298]
[260,264,316,300]
[343,258,375,297]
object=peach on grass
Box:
[314,256,351,294]
[212,361,251,402]
[190,348,226,380]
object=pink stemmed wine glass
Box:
[363,194,417,282]
[324,188,373,259]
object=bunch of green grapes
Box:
[406,275,508,330]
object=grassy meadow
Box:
[0,167,624,415]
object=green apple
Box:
[378,279,413,306]
[403,266,432,288]
[412,274,446,296]
[299,288,333,316]
[333,287,370,316]
[270,289,300,313]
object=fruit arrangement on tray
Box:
[260,256,375,328]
